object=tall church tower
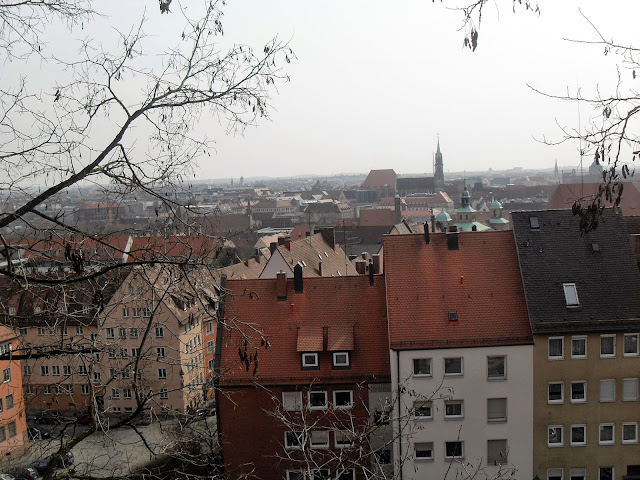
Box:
[434,138,445,191]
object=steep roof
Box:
[359,208,397,227]
[384,231,532,350]
[511,209,640,334]
[547,182,640,215]
[128,235,225,264]
[220,275,389,386]
[361,169,396,190]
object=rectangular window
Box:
[2,368,10,383]
[444,400,464,419]
[121,348,128,358]
[337,470,354,480]
[132,308,141,318]
[5,394,13,410]
[55,385,62,395]
[130,328,139,339]
[207,341,214,354]
[487,356,506,379]
[111,388,120,399]
[158,368,167,379]
[333,390,353,409]
[40,365,49,376]
[414,442,433,461]
[282,392,302,411]
[118,327,127,339]
[81,385,89,395]
[63,365,72,376]
[26,385,33,395]
[155,325,164,338]
[600,379,616,402]
[571,336,587,358]
[93,371,101,381]
[623,378,639,401]
[123,388,132,399]
[548,425,563,447]
[549,337,564,359]
[108,349,116,359]
[599,467,614,480]
[106,327,114,339]
[75,325,84,335]
[0,398,4,412]
[622,423,638,443]
[624,333,639,356]
[563,283,579,306]
[23,365,31,376]
[285,431,303,450]
[413,401,433,420]
[600,334,616,357]
[43,385,51,395]
[206,322,213,335]
[122,307,129,317]
[286,471,304,480]
[332,351,350,368]
[570,468,586,480]
[37,327,46,336]
[444,441,464,460]
[308,391,327,410]
[548,382,564,403]
[159,388,168,399]
[78,365,87,376]
[413,358,432,376]
[0,426,5,443]
[487,439,508,465]
[143,307,152,317]
[334,430,353,448]
[487,398,507,423]
[51,365,60,376]
[156,347,166,358]
[8,421,16,438]
[599,423,614,445]
[310,430,329,449]
[570,425,586,446]
[571,381,586,403]
[65,385,72,395]
[301,353,319,369]
[444,357,463,376]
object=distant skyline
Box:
[15,0,639,181]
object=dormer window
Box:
[301,352,319,370]
[332,352,350,369]
[563,283,579,306]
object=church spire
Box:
[434,136,444,191]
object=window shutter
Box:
[600,379,616,402]
[623,378,639,401]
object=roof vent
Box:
[529,216,540,229]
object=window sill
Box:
[487,377,507,381]
[413,417,433,422]
[547,444,563,448]
[414,458,434,463]
[487,419,507,423]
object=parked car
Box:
[0,473,15,480]
[32,452,74,475]
[27,426,50,440]
[75,413,90,425]
[8,467,37,480]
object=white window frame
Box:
[623,378,639,401]
[569,468,586,480]
[40,365,49,376]
[622,422,638,444]
[487,439,508,465]
[414,442,434,461]
[571,381,586,403]
[309,430,329,449]
[301,352,319,368]
[548,382,564,404]
[332,351,350,368]
[547,468,563,480]
[444,400,464,419]
[600,334,616,358]
[548,337,564,360]
[333,390,353,409]
[562,283,579,306]
[308,391,327,410]
[444,441,464,460]
[106,327,115,339]
[599,423,615,445]
[571,336,587,359]
[413,358,432,377]
[156,347,166,358]
[282,392,302,411]
[598,467,614,480]
[600,379,616,403]
[548,425,563,447]
[623,333,639,356]
[444,357,463,376]
[570,424,586,446]
[413,401,433,420]
[284,431,303,450]
[334,430,354,449]
[487,398,507,423]
[158,368,167,379]
[159,388,169,399]
[285,471,304,480]
[487,355,506,380]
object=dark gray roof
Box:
[512,209,640,334]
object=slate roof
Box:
[547,182,640,215]
[361,169,397,190]
[511,209,640,334]
[383,230,532,350]
[219,275,390,386]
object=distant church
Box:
[395,139,445,196]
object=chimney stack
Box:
[355,259,367,275]
[294,263,303,293]
[318,260,322,276]
[269,242,277,255]
[447,227,459,251]
[394,194,402,224]
[285,236,291,251]
[369,260,374,286]
[277,236,286,246]
[372,254,381,274]
[319,227,336,250]
[276,271,287,300]
[424,223,430,245]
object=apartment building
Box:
[512,209,640,480]
[384,230,534,480]
[0,325,27,454]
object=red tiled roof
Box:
[327,325,354,351]
[273,233,357,277]
[548,182,640,214]
[359,208,396,227]
[383,231,532,350]
[220,275,390,385]
[361,169,397,190]
[128,235,223,263]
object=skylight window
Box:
[563,283,579,306]
[448,311,458,322]
[529,216,540,229]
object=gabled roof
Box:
[359,208,397,227]
[547,182,640,215]
[361,169,396,190]
[383,231,532,350]
[512,209,640,333]
[220,275,389,385]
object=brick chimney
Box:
[319,227,335,250]
[371,254,381,274]
[269,242,277,254]
[394,194,402,224]
[276,271,287,300]
[294,263,303,293]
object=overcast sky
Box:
[23,0,640,181]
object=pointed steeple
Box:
[434,135,444,191]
